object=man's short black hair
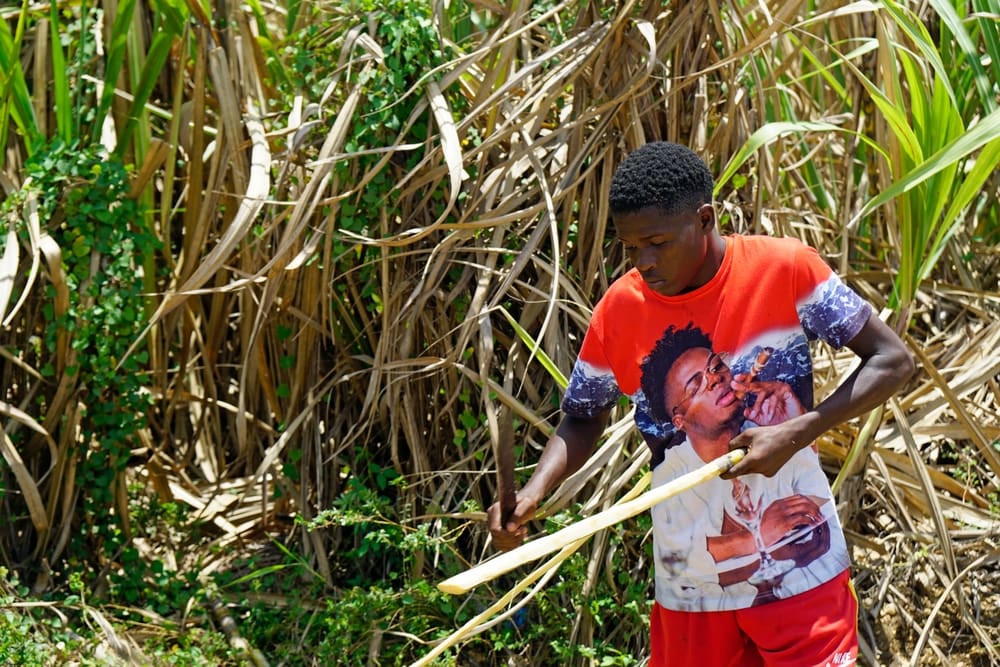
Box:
[641,321,713,425]
[609,141,714,216]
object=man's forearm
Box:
[520,413,609,503]
[786,316,914,448]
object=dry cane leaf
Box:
[0,430,48,532]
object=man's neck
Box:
[688,417,742,462]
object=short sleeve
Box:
[794,247,872,349]
[561,358,621,417]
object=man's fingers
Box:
[722,435,753,478]
[487,502,505,532]
[492,520,528,549]
[488,496,536,551]
[507,497,539,528]
[504,521,526,535]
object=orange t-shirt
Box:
[562,234,871,611]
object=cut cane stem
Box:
[438,448,745,595]
[414,459,664,665]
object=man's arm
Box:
[488,411,610,551]
[724,311,915,478]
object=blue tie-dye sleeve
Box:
[797,274,872,348]
[561,359,621,418]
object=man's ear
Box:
[698,203,716,230]
[672,414,684,430]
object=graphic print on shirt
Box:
[639,322,838,610]
[560,235,871,612]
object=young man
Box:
[487,141,914,666]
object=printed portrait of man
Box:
[639,322,840,610]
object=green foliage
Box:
[0,569,80,665]
[3,0,997,664]
[304,461,433,585]
[0,2,181,164]
[209,466,654,665]
[717,0,1000,316]
[3,139,160,593]
[143,629,236,666]
[516,507,652,665]
[0,595,54,664]
[0,3,42,160]
[0,565,235,666]
[855,0,1000,312]
[333,0,460,224]
[278,0,453,152]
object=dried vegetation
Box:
[0,0,998,665]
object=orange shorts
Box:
[649,569,858,667]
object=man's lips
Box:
[643,275,667,289]
[715,387,737,407]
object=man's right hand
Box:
[487,493,540,551]
[485,412,609,551]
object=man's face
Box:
[613,204,716,296]
[664,347,742,436]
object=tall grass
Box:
[0,0,997,664]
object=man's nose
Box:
[635,246,657,271]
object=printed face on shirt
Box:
[664,346,743,438]
[613,203,717,296]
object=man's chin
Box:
[697,415,743,441]
[720,408,745,431]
